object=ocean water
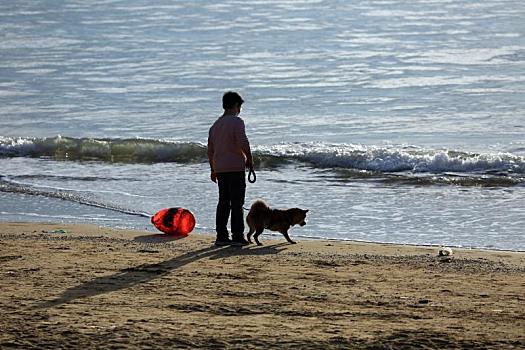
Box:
[1,0,524,250]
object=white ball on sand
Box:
[438,246,453,256]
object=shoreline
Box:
[289,233,525,254]
[1,221,524,349]
[3,220,523,268]
[8,214,525,253]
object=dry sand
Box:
[1,221,524,349]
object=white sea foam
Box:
[1,137,524,176]
[256,143,525,174]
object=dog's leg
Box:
[280,229,296,244]
[253,228,264,246]
[246,224,255,244]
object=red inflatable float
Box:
[151,207,195,236]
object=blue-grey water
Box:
[1,0,524,250]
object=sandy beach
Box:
[1,222,524,349]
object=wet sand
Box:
[1,222,524,349]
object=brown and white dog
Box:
[246,199,308,245]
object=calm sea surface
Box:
[1,0,524,250]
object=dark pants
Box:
[216,171,246,239]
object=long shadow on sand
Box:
[133,233,186,244]
[35,242,289,309]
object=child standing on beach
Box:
[207,91,253,246]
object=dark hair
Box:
[222,91,244,109]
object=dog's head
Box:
[288,208,309,227]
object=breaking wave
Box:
[257,143,525,174]
[0,136,207,163]
[1,136,524,179]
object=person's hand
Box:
[210,171,217,183]
[246,159,253,170]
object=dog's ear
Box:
[304,209,309,213]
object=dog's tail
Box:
[247,199,270,213]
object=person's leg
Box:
[215,172,231,240]
[230,171,246,242]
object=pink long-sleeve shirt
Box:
[207,115,252,173]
